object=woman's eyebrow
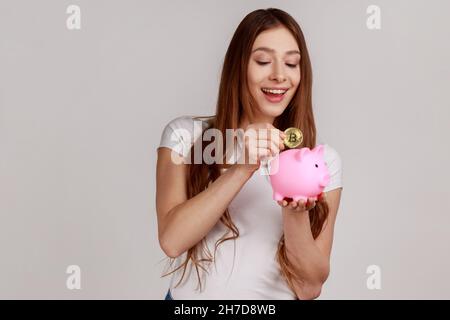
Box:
[252,46,301,56]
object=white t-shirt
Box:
[157,115,343,300]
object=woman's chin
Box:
[259,104,288,118]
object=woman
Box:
[156,8,343,300]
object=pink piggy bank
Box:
[268,145,330,202]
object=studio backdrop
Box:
[1,0,449,299]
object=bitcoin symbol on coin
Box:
[283,127,303,148]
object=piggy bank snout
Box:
[319,173,330,187]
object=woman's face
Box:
[247,26,301,121]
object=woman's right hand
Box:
[236,123,286,173]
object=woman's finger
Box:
[256,147,272,158]
[299,200,307,211]
[282,200,288,207]
[278,200,288,207]
[268,140,280,157]
[305,198,316,211]
[257,137,279,157]
[271,130,286,151]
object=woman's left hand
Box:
[277,197,318,212]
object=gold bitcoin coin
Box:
[283,127,303,148]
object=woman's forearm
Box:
[160,165,255,258]
[282,209,330,297]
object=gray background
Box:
[1,0,449,299]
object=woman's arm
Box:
[156,147,256,258]
[156,122,284,258]
[281,188,343,299]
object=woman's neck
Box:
[239,114,275,129]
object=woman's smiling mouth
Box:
[261,87,289,103]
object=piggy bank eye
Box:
[315,164,318,168]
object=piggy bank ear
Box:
[295,147,310,161]
[313,144,325,156]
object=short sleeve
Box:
[323,144,343,193]
[157,116,206,158]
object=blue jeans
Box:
[164,289,173,300]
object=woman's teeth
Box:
[261,88,287,94]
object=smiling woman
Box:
[246,27,302,121]
[156,8,343,300]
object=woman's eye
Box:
[256,61,298,68]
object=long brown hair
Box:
[162,8,329,295]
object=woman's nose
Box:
[271,73,286,82]
[269,62,286,82]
